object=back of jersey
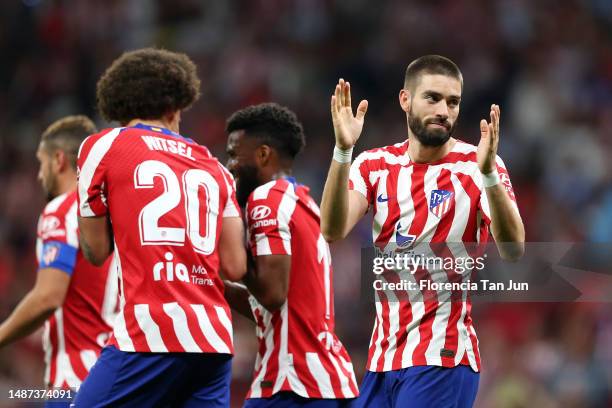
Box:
[77,124,239,354]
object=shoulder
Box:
[353,141,409,169]
[78,127,124,164]
[39,192,77,243]
[450,140,506,167]
[42,191,76,217]
[248,179,296,203]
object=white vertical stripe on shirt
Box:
[273,303,290,393]
[249,315,276,398]
[327,351,356,398]
[163,302,202,352]
[214,306,234,344]
[368,301,385,370]
[134,304,168,352]
[111,244,135,352]
[254,233,272,256]
[191,304,230,354]
[306,353,334,397]
[78,128,122,217]
[276,183,298,254]
[401,293,425,368]
[80,350,97,372]
[64,201,79,248]
[252,180,277,200]
[371,169,390,243]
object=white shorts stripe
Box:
[163,302,202,352]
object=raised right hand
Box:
[331,78,368,150]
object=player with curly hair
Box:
[74,48,246,407]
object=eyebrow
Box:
[422,90,461,101]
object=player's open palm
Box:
[331,78,368,150]
[477,104,500,174]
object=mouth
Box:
[426,122,450,130]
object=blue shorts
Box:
[244,391,355,408]
[72,345,232,407]
[355,365,479,408]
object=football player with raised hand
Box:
[320,55,525,408]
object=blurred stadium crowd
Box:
[0,0,611,406]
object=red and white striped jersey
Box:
[245,178,358,399]
[77,124,239,354]
[349,139,519,373]
[36,191,117,389]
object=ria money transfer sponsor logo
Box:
[152,252,214,286]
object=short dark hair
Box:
[41,115,97,169]
[96,48,201,124]
[404,55,463,91]
[226,103,306,160]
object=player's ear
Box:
[399,89,411,113]
[256,144,272,166]
[53,149,67,172]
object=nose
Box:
[434,101,449,119]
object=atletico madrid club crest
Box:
[429,189,454,218]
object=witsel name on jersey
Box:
[141,135,195,161]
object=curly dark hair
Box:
[226,103,306,160]
[96,48,201,124]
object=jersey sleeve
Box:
[217,162,241,218]
[37,206,79,276]
[246,184,295,257]
[479,155,520,225]
[77,129,121,218]
[349,152,373,204]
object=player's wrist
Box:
[481,168,500,187]
[333,145,353,164]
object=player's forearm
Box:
[77,215,113,266]
[320,160,351,242]
[0,292,57,348]
[486,184,525,261]
[242,270,283,313]
[223,281,255,322]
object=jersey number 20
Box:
[134,160,219,254]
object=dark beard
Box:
[43,172,57,202]
[408,111,455,147]
[235,164,261,208]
